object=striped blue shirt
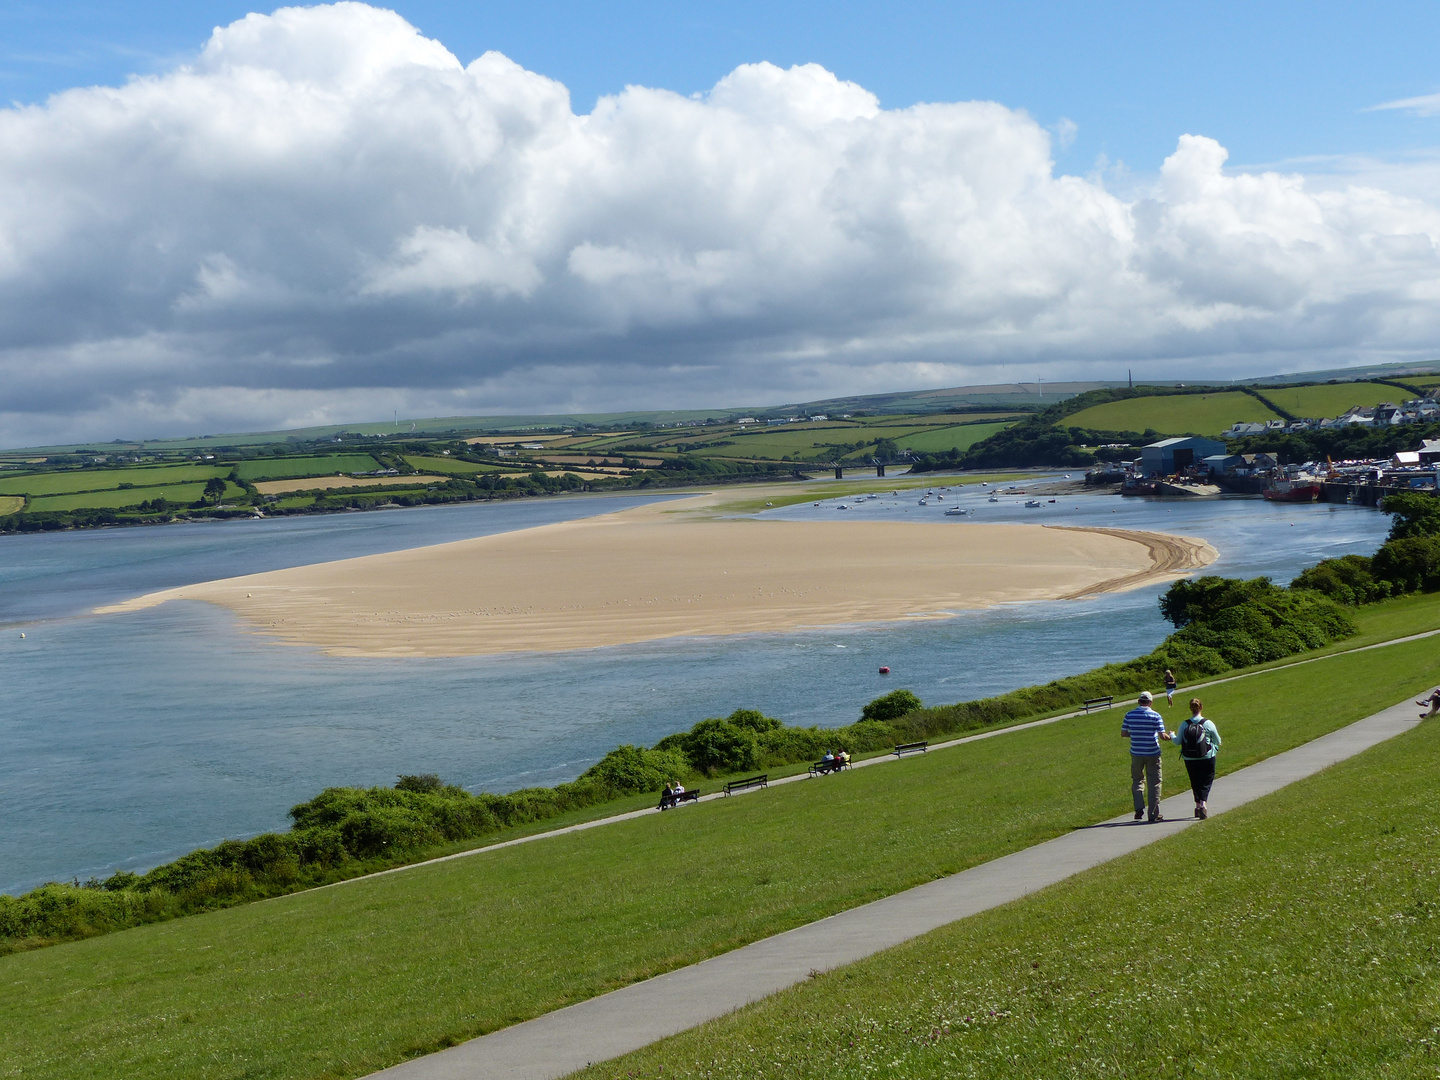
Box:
[1122,706,1166,756]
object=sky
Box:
[3,1,1440,445]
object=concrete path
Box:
[368,697,1422,1080]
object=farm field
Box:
[4,635,1438,1080]
[1255,381,1409,419]
[0,464,226,497]
[588,723,1439,1080]
[1062,391,1281,435]
[233,455,380,481]
[894,421,1014,453]
[0,496,23,515]
[25,483,211,512]
[401,455,506,475]
[253,475,449,495]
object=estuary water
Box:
[0,484,1391,894]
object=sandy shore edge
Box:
[96,492,1217,657]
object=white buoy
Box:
[19,632,25,639]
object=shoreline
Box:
[97,490,1218,657]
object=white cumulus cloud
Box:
[2,2,1440,445]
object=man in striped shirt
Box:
[1121,691,1172,822]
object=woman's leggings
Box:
[1183,756,1216,802]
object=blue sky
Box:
[4,1,1440,444]
[5,0,1440,176]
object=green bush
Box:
[1372,535,1440,594]
[861,689,923,722]
[577,745,690,794]
[1291,554,1390,605]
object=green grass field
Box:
[4,634,1439,1080]
[1062,392,1281,436]
[26,483,213,512]
[1256,381,1409,420]
[894,421,1015,453]
[234,455,381,481]
[0,464,226,497]
[401,454,506,475]
[585,723,1440,1080]
[0,495,22,515]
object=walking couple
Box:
[1121,690,1222,822]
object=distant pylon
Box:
[1128,369,1133,389]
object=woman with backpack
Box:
[1176,698,1221,819]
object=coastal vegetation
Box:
[3,633,1438,1080]
[584,724,1440,1080]
[0,555,1370,954]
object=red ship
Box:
[1262,476,1322,503]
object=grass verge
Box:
[581,721,1440,1079]
[3,637,1439,1080]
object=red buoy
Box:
[878,666,891,675]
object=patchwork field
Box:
[25,482,217,512]
[0,464,226,497]
[1061,391,1281,435]
[400,455,507,475]
[1256,381,1409,419]
[233,455,381,481]
[3,633,1438,1080]
[253,475,449,495]
[0,496,23,515]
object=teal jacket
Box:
[1176,716,1221,760]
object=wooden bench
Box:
[893,742,928,757]
[1082,696,1115,713]
[657,789,700,811]
[723,774,768,796]
[808,758,851,776]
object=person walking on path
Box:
[1176,697,1221,819]
[1164,670,1178,705]
[1122,691,1171,822]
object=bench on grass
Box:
[808,758,851,776]
[1082,696,1115,713]
[657,789,700,811]
[893,742,928,757]
[723,774,768,795]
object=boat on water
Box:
[944,506,970,516]
[1263,476,1322,503]
[988,493,999,502]
[918,498,928,505]
[1024,499,1043,508]
[837,503,850,509]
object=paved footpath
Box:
[369,696,1423,1080]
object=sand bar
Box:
[97,492,1216,657]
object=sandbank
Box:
[97,492,1217,657]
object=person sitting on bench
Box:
[821,750,835,769]
[658,782,675,809]
[835,748,850,767]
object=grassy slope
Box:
[0,464,226,497]
[0,495,22,514]
[233,455,381,481]
[584,726,1440,1080]
[894,421,1014,453]
[1062,392,1280,436]
[4,636,1440,1080]
[1257,381,1409,418]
